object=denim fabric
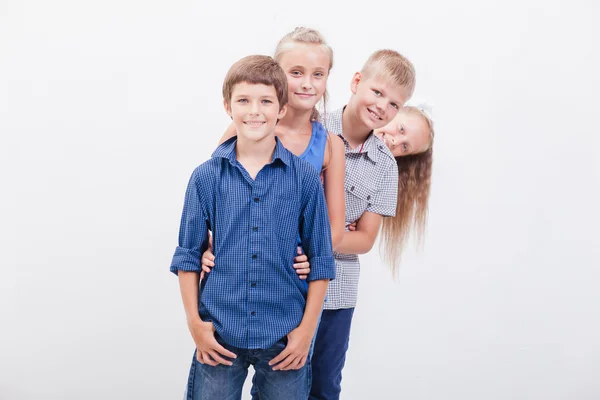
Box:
[250,310,322,399]
[185,334,309,400]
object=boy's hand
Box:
[188,319,236,366]
[200,233,214,280]
[346,221,358,231]
[269,325,312,371]
[293,247,310,280]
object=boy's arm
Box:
[170,169,236,365]
[170,169,210,276]
[178,271,235,366]
[336,156,398,255]
[301,279,328,332]
[269,278,328,371]
[334,211,382,254]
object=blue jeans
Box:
[250,310,322,399]
[309,308,355,400]
[185,334,309,400]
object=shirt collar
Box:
[337,132,381,163]
[333,106,381,163]
[211,136,292,166]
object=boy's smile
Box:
[243,120,266,128]
[349,73,410,131]
[367,107,383,122]
[224,82,287,142]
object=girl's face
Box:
[374,111,431,157]
[278,43,330,112]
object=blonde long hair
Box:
[380,106,435,276]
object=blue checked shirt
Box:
[170,137,336,349]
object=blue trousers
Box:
[309,308,355,400]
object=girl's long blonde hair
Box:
[273,27,333,122]
[380,106,435,276]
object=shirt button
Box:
[367,195,371,200]
[252,226,258,232]
[253,197,260,202]
[251,254,257,259]
[251,282,257,288]
[350,186,355,191]
[251,311,256,316]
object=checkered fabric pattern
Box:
[321,107,399,309]
[170,137,336,349]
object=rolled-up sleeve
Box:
[170,169,209,275]
[299,172,336,282]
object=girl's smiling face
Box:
[278,43,330,112]
[374,110,431,157]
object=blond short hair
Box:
[222,55,288,109]
[361,49,416,98]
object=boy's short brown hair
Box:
[361,49,416,98]
[222,55,288,109]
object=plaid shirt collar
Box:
[327,107,383,164]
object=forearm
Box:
[178,271,202,324]
[331,225,345,252]
[300,279,329,332]
[335,230,377,255]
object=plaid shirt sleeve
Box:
[299,171,336,282]
[366,156,399,217]
[170,168,210,275]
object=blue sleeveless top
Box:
[297,121,328,291]
[299,121,328,172]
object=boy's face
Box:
[348,72,411,131]
[224,82,287,143]
[374,111,431,157]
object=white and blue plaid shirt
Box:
[170,137,336,349]
[322,107,399,309]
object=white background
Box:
[2,0,600,399]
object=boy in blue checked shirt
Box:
[170,55,336,400]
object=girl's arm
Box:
[322,134,346,250]
[218,123,237,145]
[335,211,382,255]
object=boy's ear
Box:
[277,104,288,120]
[350,72,362,95]
[223,99,233,119]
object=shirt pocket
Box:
[273,193,300,244]
[344,177,376,224]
